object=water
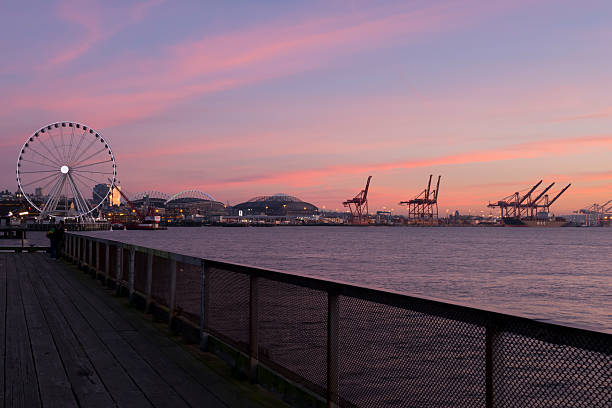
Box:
[73,226,612,334]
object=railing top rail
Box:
[67,232,612,351]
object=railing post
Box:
[81,236,85,266]
[168,257,177,329]
[95,241,100,277]
[485,325,495,408]
[128,247,135,302]
[200,260,210,352]
[145,250,153,312]
[200,260,208,350]
[88,238,93,274]
[249,275,259,383]
[83,238,88,267]
[81,237,85,266]
[76,236,80,265]
[104,242,110,285]
[115,245,122,295]
[327,292,339,408]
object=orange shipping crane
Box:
[538,184,571,213]
[343,176,372,225]
[488,181,570,220]
[400,175,441,223]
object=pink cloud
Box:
[130,0,165,23]
[11,0,510,128]
[107,133,612,212]
[169,3,465,80]
[47,0,103,65]
[569,183,612,197]
[194,134,612,188]
[0,135,28,150]
[119,137,245,160]
[47,0,163,66]
[554,107,612,122]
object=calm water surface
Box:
[70,226,611,333]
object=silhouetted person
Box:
[47,220,65,260]
[55,220,65,258]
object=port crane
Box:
[488,180,571,219]
[399,175,441,223]
[343,176,372,224]
[576,199,612,226]
[536,184,571,214]
[516,180,543,217]
[525,182,555,217]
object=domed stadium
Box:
[131,191,170,209]
[165,190,226,215]
[233,193,318,217]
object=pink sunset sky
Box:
[1,0,611,214]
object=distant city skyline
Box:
[2,1,611,214]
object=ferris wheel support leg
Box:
[38,174,63,220]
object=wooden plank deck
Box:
[0,253,281,408]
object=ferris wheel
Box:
[16,121,116,221]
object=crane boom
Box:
[600,199,612,210]
[434,175,441,201]
[531,182,555,205]
[519,180,543,205]
[548,184,571,206]
[116,186,146,220]
[362,176,372,203]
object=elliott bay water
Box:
[65,225,612,334]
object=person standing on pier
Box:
[46,220,65,260]
[55,220,65,259]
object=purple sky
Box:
[2,0,612,214]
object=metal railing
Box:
[27,222,110,231]
[63,233,611,408]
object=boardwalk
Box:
[0,253,283,408]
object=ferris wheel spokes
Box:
[67,173,91,218]
[72,147,109,168]
[19,158,59,169]
[72,159,114,170]
[70,129,97,165]
[17,121,116,221]
[27,144,62,167]
[20,172,59,189]
[38,133,64,165]
[40,174,65,219]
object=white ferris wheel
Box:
[16,121,117,221]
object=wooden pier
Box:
[0,253,282,408]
